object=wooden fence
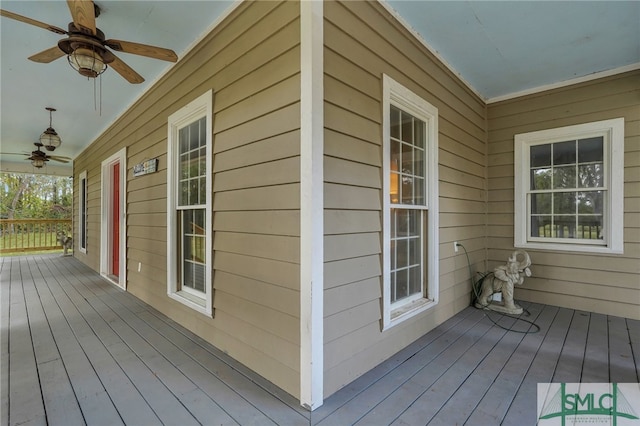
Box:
[0,219,72,254]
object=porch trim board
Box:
[300,0,324,411]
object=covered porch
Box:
[2,254,639,425]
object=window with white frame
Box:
[167,90,213,315]
[514,118,624,254]
[78,170,88,253]
[382,75,439,329]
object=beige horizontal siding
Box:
[322,0,487,397]
[73,0,302,398]
[487,70,640,321]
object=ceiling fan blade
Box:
[0,9,67,35]
[105,39,178,62]
[28,46,66,63]
[109,54,145,84]
[48,156,72,163]
[66,0,96,36]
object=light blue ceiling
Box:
[386,1,640,100]
[1,1,638,174]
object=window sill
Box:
[383,297,437,331]
[516,241,623,255]
[168,290,211,316]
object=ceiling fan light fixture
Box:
[68,46,106,78]
[40,107,62,151]
[40,127,61,151]
[31,156,46,168]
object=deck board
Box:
[8,258,47,426]
[1,258,9,426]
[316,308,488,425]
[552,310,589,383]
[2,254,639,426]
[628,318,640,381]
[464,304,560,425]
[608,315,637,382]
[22,259,84,426]
[427,303,546,425]
[500,306,573,424]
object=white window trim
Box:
[514,118,624,254]
[167,90,213,316]
[78,170,88,253]
[382,74,439,330]
[100,148,127,289]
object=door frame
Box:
[100,148,127,289]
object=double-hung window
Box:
[78,170,88,253]
[382,75,439,329]
[514,118,624,253]
[167,90,213,315]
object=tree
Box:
[0,173,72,219]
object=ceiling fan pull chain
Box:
[94,74,97,111]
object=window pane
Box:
[401,111,413,143]
[390,240,396,270]
[414,148,425,178]
[395,209,409,237]
[189,180,199,205]
[553,141,576,165]
[390,106,400,140]
[199,147,206,175]
[578,137,603,163]
[390,139,401,204]
[180,181,189,205]
[555,216,575,238]
[578,216,603,240]
[413,120,425,149]
[409,266,421,295]
[409,209,420,235]
[414,177,424,205]
[554,192,576,215]
[199,117,206,145]
[531,144,551,167]
[531,193,551,215]
[180,154,189,179]
[402,143,413,175]
[409,237,421,266]
[401,175,414,204]
[396,239,408,268]
[390,208,423,303]
[553,166,576,189]
[395,269,408,301]
[192,264,205,292]
[531,215,552,237]
[390,271,397,303]
[578,164,603,188]
[179,127,189,153]
[531,168,551,190]
[180,208,206,293]
[189,121,200,151]
[199,178,207,205]
[578,191,603,214]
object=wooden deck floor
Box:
[2,254,639,425]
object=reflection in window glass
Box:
[389,104,428,305]
[528,137,605,242]
[177,116,207,294]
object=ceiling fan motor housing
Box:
[59,23,111,77]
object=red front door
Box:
[112,163,120,277]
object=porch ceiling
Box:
[1,1,638,174]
